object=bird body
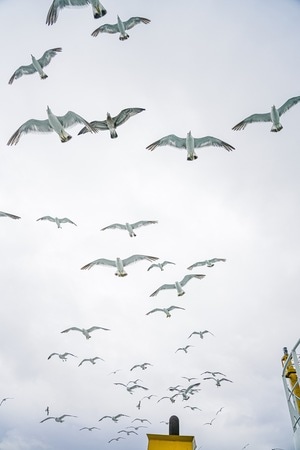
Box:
[48,352,77,361]
[81,254,158,276]
[61,326,110,339]
[146,305,185,318]
[147,131,235,160]
[101,220,157,237]
[37,216,77,228]
[150,274,205,297]
[232,96,300,132]
[147,261,175,271]
[8,48,62,84]
[0,211,21,220]
[46,0,106,25]
[91,16,150,40]
[79,108,145,138]
[187,258,226,269]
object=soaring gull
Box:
[147,131,235,160]
[91,16,150,40]
[47,352,77,361]
[61,326,110,339]
[81,255,158,276]
[80,427,101,431]
[99,414,129,423]
[175,345,194,354]
[78,108,145,139]
[7,106,96,145]
[188,330,214,339]
[0,211,21,220]
[101,220,157,237]
[78,357,104,366]
[147,261,175,271]
[203,377,233,387]
[232,96,300,132]
[130,362,152,371]
[8,48,62,84]
[46,0,107,25]
[40,414,77,423]
[37,216,77,228]
[187,258,226,269]
[150,274,205,297]
[146,305,185,318]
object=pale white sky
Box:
[0,1,300,449]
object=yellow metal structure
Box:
[147,434,196,450]
[282,350,300,413]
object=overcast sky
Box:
[0,1,300,449]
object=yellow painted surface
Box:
[282,353,300,413]
[147,434,196,450]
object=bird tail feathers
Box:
[271,123,283,132]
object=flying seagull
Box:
[130,363,152,371]
[188,330,214,339]
[147,261,175,271]
[201,371,226,377]
[232,96,300,132]
[48,352,77,361]
[203,418,215,426]
[80,426,101,431]
[99,414,129,423]
[187,258,226,269]
[146,305,185,318]
[81,255,158,276]
[7,106,96,145]
[8,48,62,84]
[78,357,104,366]
[147,131,235,160]
[37,216,77,228]
[118,430,138,436]
[203,377,233,387]
[150,274,206,297]
[41,414,77,423]
[91,15,150,40]
[184,406,202,411]
[45,406,50,416]
[175,345,194,354]
[131,418,151,424]
[61,326,110,339]
[101,220,157,237]
[0,211,21,220]
[46,0,107,25]
[78,108,145,138]
[115,383,148,395]
[108,437,125,443]
[0,398,13,406]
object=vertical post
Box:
[169,415,179,435]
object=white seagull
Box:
[0,211,21,220]
[61,326,110,339]
[48,352,77,361]
[203,377,233,387]
[175,345,194,354]
[201,371,226,377]
[8,48,62,84]
[78,108,145,139]
[81,255,158,276]
[187,258,226,269]
[99,414,129,423]
[147,131,235,160]
[78,357,104,366]
[188,330,214,339]
[91,15,150,40]
[41,414,77,423]
[80,426,101,431]
[101,220,157,237]
[7,106,96,145]
[46,0,107,25]
[146,305,185,318]
[147,261,175,271]
[130,363,152,371]
[232,96,300,132]
[37,216,77,228]
[115,383,148,395]
[150,274,206,297]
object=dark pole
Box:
[169,415,179,435]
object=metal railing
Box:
[281,339,300,433]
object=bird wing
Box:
[146,134,186,151]
[8,63,37,84]
[38,48,62,68]
[0,211,21,219]
[81,258,116,270]
[232,112,271,130]
[168,306,185,311]
[46,0,91,25]
[58,217,77,225]
[78,359,88,366]
[185,382,201,393]
[130,220,158,229]
[60,414,77,419]
[114,108,145,127]
[87,326,110,332]
[278,96,300,116]
[147,263,157,271]
[40,417,54,423]
[180,274,206,286]
[219,378,233,383]
[47,353,58,359]
[162,261,175,267]
[209,258,226,264]
[193,136,235,152]
[57,111,95,133]
[150,284,176,297]
[100,223,127,231]
[61,326,82,333]
[91,23,119,37]
[187,261,205,270]
[122,254,158,267]
[123,17,151,30]
[7,119,53,145]
[146,308,165,315]
[37,216,55,222]
[78,119,108,135]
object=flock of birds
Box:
[2,1,296,449]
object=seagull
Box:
[0,211,21,220]
[147,261,175,271]
[101,220,157,237]
[80,426,101,431]
[150,274,205,297]
[78,108,145,139]
[157,395,178,404]
[184,406,202,411]
[131,418,151,424]
[203,377,233,387]
[181,376,197,382]
[61,326,110,339]
[232,96,300,132]
[78,357,104,366]
[99,414,129,423]
[46,0,107,25]
[146,306,185,318]
[114,383,148,395]
[187,258,226,269]
[130,363,152,371]
[91,16,150,40]
[215,406,225,415]
[0,398,13,406]
[48,352,77,361]
[81,255,158,276]
[126,425,148,430]
[7,106,96,145]
[8,48,62,84]
[146,131,235,160]
[181,382,201,396]
[37,216,77,228]
[108,437,125,443]
[203,418,215,426]
[188,330,214,339]
[41,414,77,423]
[45,406,50,415]
[175,345,194,354]
[201,371,226,377]
[118,430,138,436]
